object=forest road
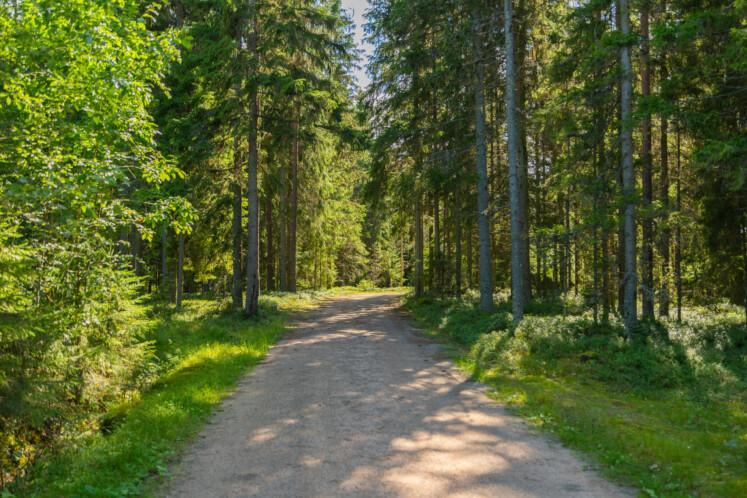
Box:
[165,292,632,498]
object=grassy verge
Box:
[404,294,747,498]
[9,292,322,497]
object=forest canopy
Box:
[1,0,746,493]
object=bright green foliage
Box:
[1,0,366,486]
[297,130,369,288]
[148,0,366,294]
[8,294,319,497]
[2,0,746,493]
[0,0,188,485]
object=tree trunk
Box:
[593,144,600,323]
[446,200,452,290]
[615,1,625,317]
[455,185,462,297]
[617,181,626,314]
[427,203,434,292]
[400,235,405,287]
[434,193,440,293]
[640,4,655,319]
[743,225,747,326]
[161,224,168,295]
[415,191,424,297]
[619,0,638,334]
[131,224,142,277]
[560,194,568,293]
[659,32,670,317]
[279,158,288,291]
[574,218,580,296]
[176,232,184,309]
[600,140,611,322]
[232,136,244,308]
[467,220,473,289]
[265,190,275,291]
[245,10,260,316]
[535,137,543,294]
[288,102,299,292]
[474,8,494,312]
[553,236,559,287]
[602,226,611,322]
[593,220,600,323]
[675,127,682,321]
[516,0,532,303]
[505,0,527,321]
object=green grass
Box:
[405,294,747,498]
[9,292,322,497]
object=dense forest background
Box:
[1,0,746,493]
[365,0,747,319]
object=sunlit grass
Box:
[11,293,321,497]
[405,294,747,498]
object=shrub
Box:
[356,279,377,291]
[0,238,154,485]
[467,313,699,391]
[408,293,746,396]
[441,306,510,346]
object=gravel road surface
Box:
[165,293,631,498]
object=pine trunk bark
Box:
[593,144,600,323]
[455,186,462,296]
[428,204,434,292]
[288,102,299,293]
[534,137,543,294]
[415,192,424,297]
[467,221,473,289]
[641,5,655,319]
[600,141,611,322]
[245,11,260,316]
[265,191,275,291]
[615,1,625,316]
[659,37,670,317]
[743,227,747,326]
[474,9,494,312]
[131,224,142,276]
[161,224,169,297]
[675,128,683,321]
[176,232,184,308]
[434,193,441,294]
[505,0,525,321]
[516,0,532,303]
[617,183,626,314]
[279,159,288,291]
[232,136,244,308]
[619,0,638,333]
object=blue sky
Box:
[341,0,372,88]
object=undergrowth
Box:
[405,292,747,497]
[4,292,322,497]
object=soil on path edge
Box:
[164,293,632,498]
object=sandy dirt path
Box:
[165,293,631,498]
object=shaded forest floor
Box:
[404,293,747,498]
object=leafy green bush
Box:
[0,241,153,485]
[440,306,510,346]
[0,0,183,485]
[405,291,745,395]
[406,293,747,497]
[470,315,700,391]
[356,279,377,291]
